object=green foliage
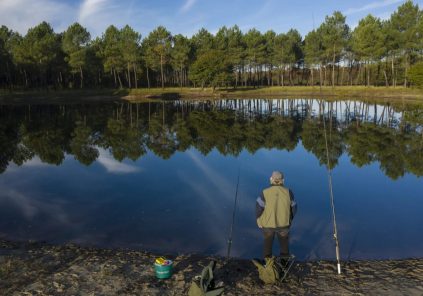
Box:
[102,25,124,73]
[304,30,323,66]
[389,1,421,53]
[352,15,384,61]
[244,29,266,66]
[120,25,141,66]
[70,122,98,165]
[189,50,233,89]
[319,11,350,60]
[62,23,90,87]
[22,22,60,68]
[408,62,423,87]
[143,26,172,88]
[191,28,214,57]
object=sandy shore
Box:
[1,240,422,295]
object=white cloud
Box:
[0,0,76,34]
[344,0,404,15]
[78,0,109,22]
[96,148,140,174]
[180,0,197,13]
[0,188,69,224]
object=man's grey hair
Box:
[270,171,284,185]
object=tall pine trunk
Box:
[79,66,83,89]
[127,63,131,88]
[133,64,138,89]
[113,69,117,87]
[391,55,396,88]
[160,54,164,89]
[117,72,123,89]
[404,53,408,88]
[332,45,336,88]
[367,62,370,87]
[146,67,150,89]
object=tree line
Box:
[1,99,422,179]
[1,0,423,90]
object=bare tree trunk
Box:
[391,55,396,88]
[117,72,123,89]
[113,69,117,87]
[24,69,28,87]
[355,63,361,86]
[383,70,389,87]
[367,62,370,87]
[180,64,183,88]
[268,65,271,86]
[332,46,336,88]
[404,53,408,88]
[289,65,293,86]
[79,66,83,88]
[324,65,327,86]
[160,54,164,89]
[127,63,131,88]
[146,67,150,89]
[133,64,138,89]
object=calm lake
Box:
[0,98,422,260]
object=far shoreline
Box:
[1,239,422,295]
[1,86,423,105]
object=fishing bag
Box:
[252,256,283,284]
[188,261,224,296]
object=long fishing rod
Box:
[322,102,342,275]
[227,167,240,260]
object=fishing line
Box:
[226,166,240,260]
[322,101,342,275]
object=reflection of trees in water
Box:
[0,99,422,179]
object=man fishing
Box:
[256,171,297,260]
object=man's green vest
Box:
[257,185,291,228]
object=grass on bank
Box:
[127,85,423,99]
[1,86,423,103]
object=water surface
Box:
[0,99,422,260]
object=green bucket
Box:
[154,261,173,279]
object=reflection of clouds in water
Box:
[291,212,350,260]
[178,171,228,255]
[186,150,248,211]
[96,148,140,174]
[186,150,234,199]
[22,157,51,168]
[5,157,51,173]
[0,187,69,225]
[184,150,261,256]
[178,150,242,255]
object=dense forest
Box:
[1,99,422,179]
[1,1,423,90]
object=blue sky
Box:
[1,0,422,38]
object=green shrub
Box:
[408,62,423,88]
